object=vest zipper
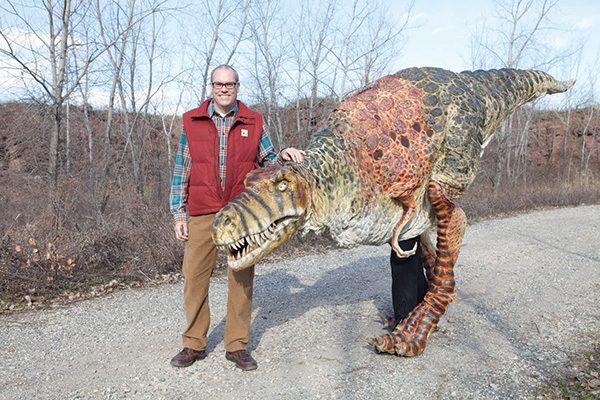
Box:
[212,120,224,199]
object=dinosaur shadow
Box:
[205,253,393,353]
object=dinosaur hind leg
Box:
[390,200,416,258]
[419,232,437,288]
[369,180,466,356]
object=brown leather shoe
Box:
[170,347,206,367]
[225,349,258,371]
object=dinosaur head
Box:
[212,162,311,270]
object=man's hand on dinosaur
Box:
[280,147,306,163]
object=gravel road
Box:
[1,205,599,400]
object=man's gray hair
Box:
[210,64,239,83]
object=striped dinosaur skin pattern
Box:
[212,67,573,356]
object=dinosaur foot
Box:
[367,332,424,357]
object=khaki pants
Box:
[181,213,255,352]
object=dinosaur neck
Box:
[298,128,359,235]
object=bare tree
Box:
[579,105,596,184]
[182,0,250,104]
[327,0,413,99]
[94,0,136,211]
[158,85,185,172]
[331,0,369,98]
[116,1,181,196]
[357,3,413,87]
[74,26,97,188]
[556,55,599,185]
[579,59,600,183]
[303,0,337,129]
[0,0,108,194]
[284,7,309,136]
[469,0,569,191]
[279,0,337,139]
[248,0,287,148]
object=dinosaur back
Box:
[324,67,573,201]
[329,72,448,201]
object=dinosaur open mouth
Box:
[217,216,297,268]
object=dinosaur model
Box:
[211,67,573,356]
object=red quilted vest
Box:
[182,99,263,216]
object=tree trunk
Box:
[49,102,62,191]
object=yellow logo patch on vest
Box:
[241,129,249,137]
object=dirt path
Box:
[1,205,599,400]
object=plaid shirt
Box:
[170,100,278,224]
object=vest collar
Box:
[189,99,254,121]
[208,100,238,118]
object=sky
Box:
[394,0,600,87]
[1,0,599,107]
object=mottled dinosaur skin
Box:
[212,67,573,356]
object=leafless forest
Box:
[0,0,598,309]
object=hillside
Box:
[2,102,599,185]
[0,101,599,310]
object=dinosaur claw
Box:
[367,336,387,354]
[377,312,395,329]
[382,315,395,329]
[392,240,417,258]
[368,334,396,354]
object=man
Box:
[169,64,304,371]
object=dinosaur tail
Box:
[460,68,575,133]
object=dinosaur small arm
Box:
[211,67,574,356]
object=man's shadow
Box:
[205,254,392,353]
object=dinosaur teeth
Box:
[222,224,280,262]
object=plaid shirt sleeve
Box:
[257,125,279,166]
[169,129,191,225]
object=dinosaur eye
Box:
[277,181,287,192]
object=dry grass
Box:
[1,171,598,313]
[0,175,183,311]
[461,177,600,222]
[542,344,600,399]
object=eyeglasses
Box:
[211,82,238,89]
